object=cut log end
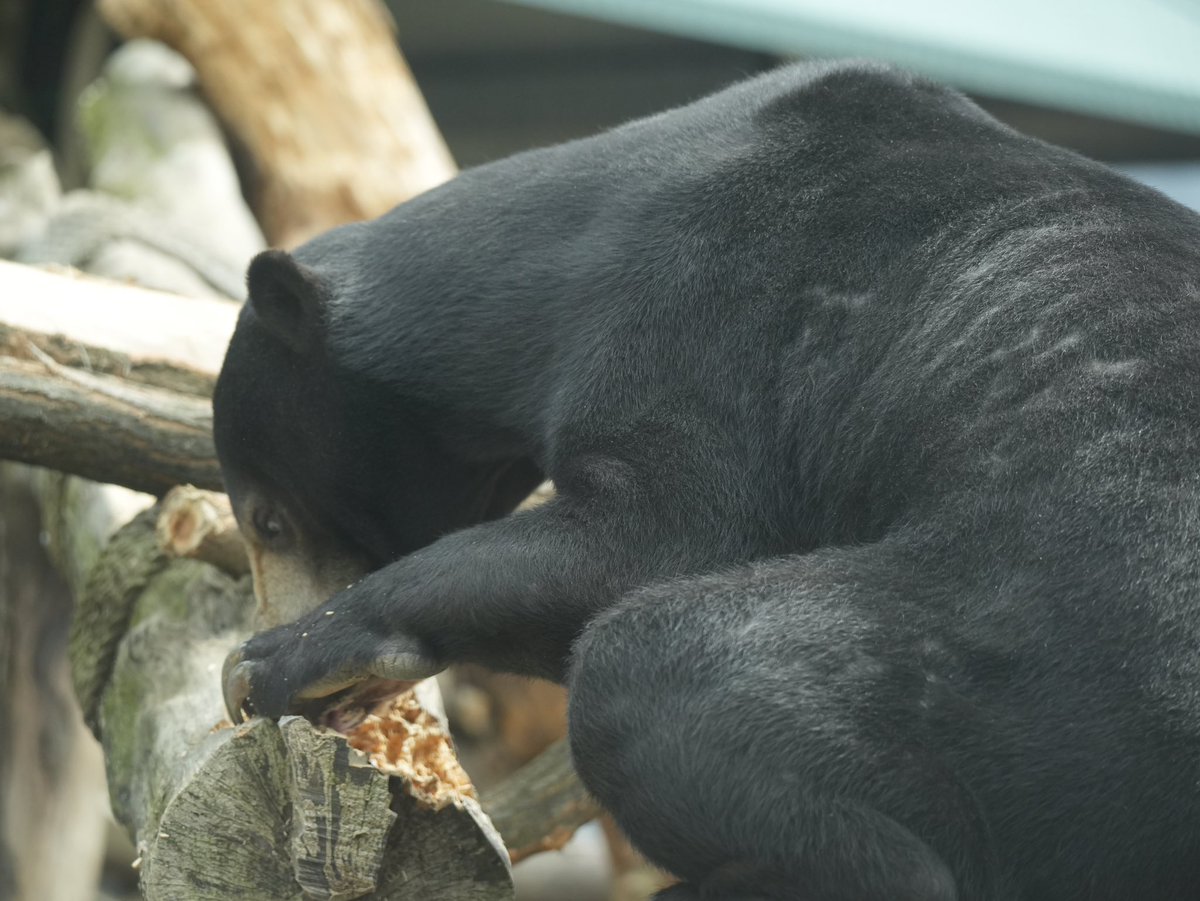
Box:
[156,485,249,576]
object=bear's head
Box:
[213,248,541,626]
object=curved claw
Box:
[222,646,254,723]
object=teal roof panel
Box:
[499,0,1200,134]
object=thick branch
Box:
[0,348,220,495]
[0,260,237,373]
[0,261,234,493]
[0,322,216,397]
[82,510,513,900]
[482,739,601,864]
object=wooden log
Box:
[0,321,216,397]
[97,0,456,247]
[482,739,601,865]
[0,336,221,496]
[0,260,234,495]
[0,259,237,373]
[148,489,603,867]
[81,509,513,900]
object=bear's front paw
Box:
[222,615,443,729]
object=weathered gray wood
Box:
[375,790,513,900]
[84,507,514,900]
[137,718,299,899]
[0,321,217,396]
[0,259,238,372]
[281,718,396,899]
[69,505,170,736]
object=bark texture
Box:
[79,510,513,900]
[483,738,602,865]
[0,343,220,496]
[0,259,239,371]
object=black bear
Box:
[214,61,1200,900]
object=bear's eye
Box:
[252,507,287,546]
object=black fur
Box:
[213,61,1200,900]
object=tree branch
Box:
[0,338,220,495]
[0,259,237,372]
[0,321,216,397]
[0,260,233,494]
[482,739,601,864]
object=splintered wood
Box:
[347,691,477,810]
[156,486,250,577]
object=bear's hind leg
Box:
[569,542,1004,901]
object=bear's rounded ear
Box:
[246,249,326,354]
